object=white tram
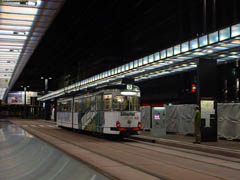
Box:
[57,84,142,135]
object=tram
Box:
[57,84,142,135]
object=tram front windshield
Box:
[113,96,140,111]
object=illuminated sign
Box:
[192,84,197,93]
[121,112,135,116]
[127,84,133,90]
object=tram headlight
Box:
[138,122,142,129]
[116,121,121,128]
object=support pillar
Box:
[197,58,217,142]
[54,98,57,122]
[235,60,239,101]
[44,100,51,120]
[24,87,27,119]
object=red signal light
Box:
[191,84,197,93]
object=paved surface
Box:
[8,119,240,180]
[140,131,240,150]
[0,120,110,180]
[131,132,240,159]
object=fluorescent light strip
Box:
[0,5,39,15]
[0,19,33,26]
[38,23,240,101]
[0,47,22,52]
[0,25,31,31]
[0,12,35,21]
[0,51,20,54]
[0,35,27,40]
[0,42,24,46]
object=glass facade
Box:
[199,35,208,47]
[174,45,180,55]
[209,31,219,44]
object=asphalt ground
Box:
[0,120,111,180]
[6,119,240,180]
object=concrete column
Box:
[24,87,27,119]
[197,58,217,142]
[54,99,57,122]
[44,100,51,120]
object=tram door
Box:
[151,107,166,137]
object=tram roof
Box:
[38,22,240,101]
[0,0,65,100]
[54,84,139,100]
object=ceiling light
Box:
[219,54,226,57]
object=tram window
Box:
[91,96,95,111]
[57,102,61,111]
[129,96,140,111]
[74,101,79,112]
[113,96,128,111]
[79,98,83,112]
[85,97,91,111]
[66,101,72,112]
[60,102,67,112]
[96,95,102,111]
[103,94,112,111]
[113,96,140,111]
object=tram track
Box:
[11,120,240,180]
[19,125,167,180]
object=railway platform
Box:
[133,131,240,158]
[2,118,240,180]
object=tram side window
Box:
[74,100,79,113]
[68,101,72,112]
[91,96,95,111]
[58,101,71,112]
[78,98,83,112]
[96,95,102,111]
[103,94,112,111]
[57,102,61,111]
[85,97,91,112]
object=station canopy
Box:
[38,22,240,101]
[0,0,64,100]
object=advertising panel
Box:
[7,91,38,105]
[7,92,24,104]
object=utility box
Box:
[151,107,166,137]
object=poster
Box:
[201,100,215,127]
[7,92,24,104]
[7,91,38,105]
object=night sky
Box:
[13,0,240,92]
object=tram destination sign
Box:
[121,112,135,116]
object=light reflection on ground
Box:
[0,120,110,180]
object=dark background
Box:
[13,0,240,103]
